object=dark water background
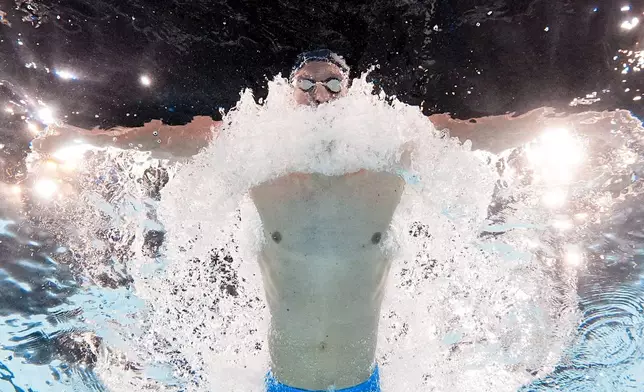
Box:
[1,0,643,182]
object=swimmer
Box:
[30,50,538,391]
[251,50,399,391]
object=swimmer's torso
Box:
[250,170,404,390]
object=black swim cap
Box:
[290,49,350,79]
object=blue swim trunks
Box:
[265,367,380,392]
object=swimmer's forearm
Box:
[89,129,195,157]
[429,111,544,154]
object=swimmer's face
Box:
[292,61,348,106]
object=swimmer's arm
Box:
[429,112,539,154]
[32,116,220,159]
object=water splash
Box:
[99,75,576,391]
[23,76,644,392]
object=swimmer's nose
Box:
[311,85,332,104]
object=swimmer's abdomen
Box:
[251,171,402,331]
[250,170,403,388]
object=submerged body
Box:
[251,170,404,389]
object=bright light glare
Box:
[4,106,14,114]
[11,185,21,195]
[542,189,567,208]
[54,69,77,80]
[34,179,59,199]
[526,127,584,183]
[52,143,93,170]
[564,245,584,267]
[52,144,93,160]
[26,122,40,133]
[574,212,588,221]
[38,107,55,125]
[553,219,574,231]
[621,5,631,11]
[622,149,639,164]
[621,17,639,30]
[140,75,152,86]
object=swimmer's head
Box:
[290,49,350,106]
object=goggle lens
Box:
[296,78,343,94]
[325,78,342,93]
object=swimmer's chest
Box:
[250,170,404,239]
[252,171,402,313]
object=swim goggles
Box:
[294,77,343,93]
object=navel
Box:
[371,232,382,244]
[271,231,282,243]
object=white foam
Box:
[141,75,577,391]
[159,74,495,260]
[26,73,580,391]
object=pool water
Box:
[1,1,644,391]
[2,87,644,391]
